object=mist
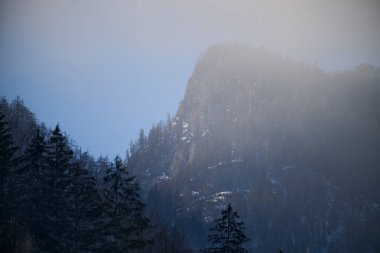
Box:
[1,0,380,156]
[1,0,380,252]
[2,0,380,67]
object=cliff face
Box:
[128,43,380,252]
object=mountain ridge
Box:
[128,43,380,252]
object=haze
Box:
[1,0,379,157]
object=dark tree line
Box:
[0,97,194,253]
[0,118,148,252]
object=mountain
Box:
[127,43,380,252]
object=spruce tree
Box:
[40,125,74,253]
[101,156,150,252]
[203,204,249,253]
[66,152,103,253]
[17,127,49,250]
[0,111,18,252]
[0,111,16,193]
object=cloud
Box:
[1,0,380,69]
[112,0,380,68]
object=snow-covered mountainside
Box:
[127,43,380,252]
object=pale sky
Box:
[1,0,379,157]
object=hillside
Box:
[127,43,380,252]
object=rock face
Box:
[128,43,380,252]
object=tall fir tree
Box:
[8,96,37,155]
[0,110,19,253]
[101,156,150,253]
[65,151,103,253]
[203,204,249,253]
[39,125,74,253]
[17,127,49,251]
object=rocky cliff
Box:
[128,43,380,252]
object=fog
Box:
[1,1,380,252]
[3,0,378,67]
[1,0,379,156]
[126,0,380,69]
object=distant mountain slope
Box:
[128,43,380,252]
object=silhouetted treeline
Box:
[0,97,193,253]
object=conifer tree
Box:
[39,125,74,253]
[8,96,37,155]
[101,156,150,253]
[0,111,16,192]
[203,204,249,253]
[17,127,49,250]
[0,111,18,252]
[66,152,103,253]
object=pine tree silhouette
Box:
[203,203,249,253]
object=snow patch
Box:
[155,172,169,182]
[192,191,200,197]
[231,158,244,163]
[282,165,295,171]
[204,216,213,223]
[144,168,152,177]
[209,191,233,202]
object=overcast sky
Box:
[1,0,380,158]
